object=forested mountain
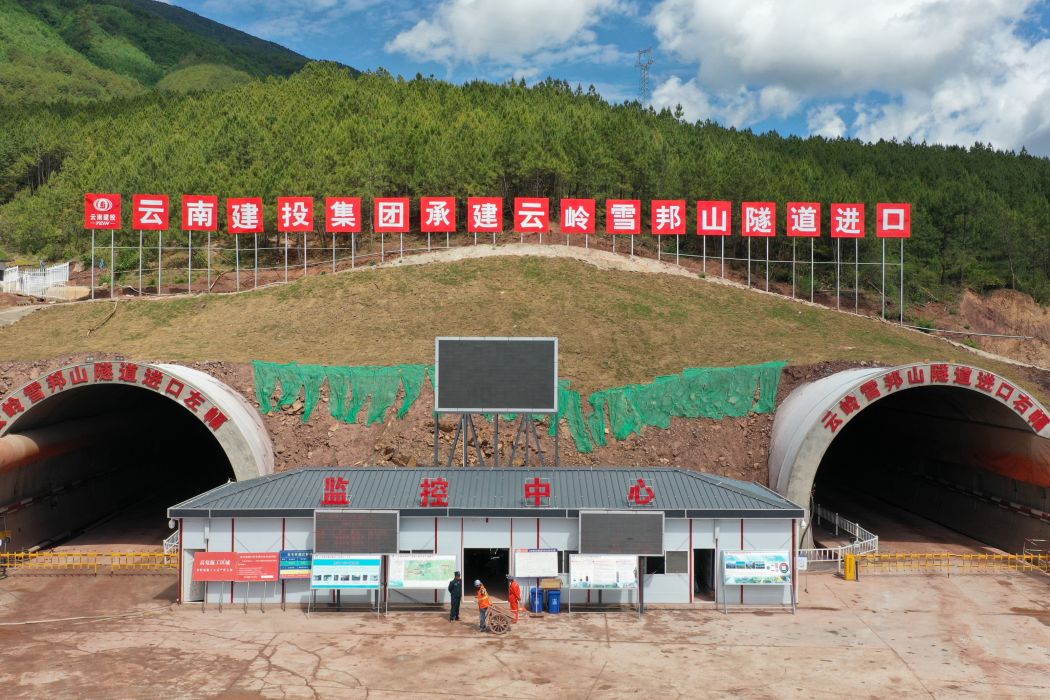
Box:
[2,62,1050,306]
[0,0,309,106]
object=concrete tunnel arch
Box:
[0,360,273,550]
[769,362,1050,550]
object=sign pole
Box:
[881,239,886,319]
[791,238,796,299]
[747,239,751,288]
[702,237,707,273]
[400,232,404,260]
[854,239,859,313]
[351,233,356,269]
[284,232,289,283]
[657,236,661,261]
[304,232,308,277]
[138,230,143,294]
[203,581,207,613]
[235,236,240,292]
[721,237,725,278]
[188,232,192,294]
[836,239,841,310]
[765,238,769,292]
[381,233,385,262]
[900,239,905,325]
[91,229,95,300]
[332,233,337,274]
[630,236,634,257]
[206,232,211,291]
[109,230,115,299]
[810,239,815,303]
[254,234,259,289]
[676,236,680,265]
[158,231,163,295]
[428,232,431,252]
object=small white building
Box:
[169,467,803,610]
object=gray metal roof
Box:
[169,467,803,519]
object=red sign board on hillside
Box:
[787,202,821,237]
[467,197,503,232]
[696,201,731,236]
[234,552,280,582]
[514,197,550,234]
[182,195,219,232]
[227,197,265,234]
[831,203,865,239]
[877,203,911,238]
[193,551,236,581]
[325,197,362,233]
[651,200,686,235]
[606,199,640,234]
[132,194,169,231]
[742,202,776,237]
[84,193,121,229]
[374,197,410,233]
[560,198,596,234]
[277,196,314,232]
[421,196,457,232]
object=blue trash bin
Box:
[530,586,543,612]
[546,589,561,614]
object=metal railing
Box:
[162,530,180,555]
[798,504,879,572]
[845,552,1050,579]
[2,262,70,296]
[0,551,177,574]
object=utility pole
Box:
[636,48,653,104]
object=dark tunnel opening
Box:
[813,386,1050,552]
[0,385,235,551]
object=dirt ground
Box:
[0,569,1047,698]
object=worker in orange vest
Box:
[506,574,522,622]
[474,580,491,632]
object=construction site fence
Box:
[843,552,1050,580]
[0,551,177,574]
[798,504,879,572]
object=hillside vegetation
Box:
[0,255,1045,401]
[2,62,1049,308]
[0,0,307,107]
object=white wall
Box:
[715,518,795,607]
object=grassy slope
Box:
[2,256,1043,398]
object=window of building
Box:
[645,556,665,575]
[665,550,688,574]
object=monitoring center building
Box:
[170,466,804,610]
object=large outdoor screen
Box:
[578,511,664,556]
[313,510,399,554]
[435,337,558,413]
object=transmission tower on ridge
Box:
[636,47,654,104]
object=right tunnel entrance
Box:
[771,363,1050,553]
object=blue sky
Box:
[169,1,1050,155]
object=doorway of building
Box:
[694,549,716,601]
[463,548,509,599]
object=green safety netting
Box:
[254,361,431,425]
[253,360,785,451]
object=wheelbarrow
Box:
[485,603,513,634]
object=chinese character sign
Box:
[742,202,776,237]
[132,194,169,231]
[523,477,551,507]
[787,202,821,237]
[374,197,409,233]
[831,203,865,239]
[560,198,596,234]
[697,201,731,236]
[651,200,686,235]
[468,197,503,232]
[419,477,449,507]
[627,478,655,506]
[227,197,264,234]
[182,195,218,232]
[514,197,549,233]
[325,197,362,233]
[606,199,640,234]
[85,193,121,229]
[421,196,456,233]
[877,203,911,239]
[277,196,314,232]
[321,477,350,506]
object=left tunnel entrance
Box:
[0,361,274,551]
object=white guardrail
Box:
[798,504,879,572]
[162,530,179,555]
[2,262,70,296]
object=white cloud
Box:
[649,0,1050,153]
[386,0,631,75]
[199,1,381,41]
[807,104,847,139]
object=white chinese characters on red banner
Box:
[821,364,1050,436]
[132,194,169,231]
[277,196,314,233]
[787,202,821,237]
[227,197,264,234]
[606,199,640,234]
[560,198,596,234]
[651,200,686,235]
[877,203,911,239]
[182,195,219,232]
[467,197,503,232]
[325,197,362,233]
[514,197,549,234]
[0,362,230,435]
[742,202,776,237]
[374,197,409,233]
[421,196,456,233]
[830,203,865,239]
[696,201,731,236]
[84,193,122,229]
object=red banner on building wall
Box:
[234,552,280,582]
[193,551,236,581]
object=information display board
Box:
[314,510,398,555]
[192,551,235,581]
[435,337,558,413]
[569,554,638,590]
[310,555,382,590]
[387,554,458,589]
[722,551,792,585]
[234,552,280,582]
[513,549,560,578]
[279,550,313,580]
[578,511,664,556]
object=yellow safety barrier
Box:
[0,551,177,575]
[848,552,1050,579]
